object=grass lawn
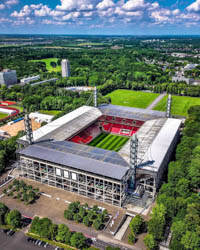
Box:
[153,95,200,117]
[31,58,61,72]
[106,89,159,108]
[0,112,8,119]
[38,110,62,116]
[89,133,129,151]
[9,105,23,112]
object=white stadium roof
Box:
[20,106,102,143]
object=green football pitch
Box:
[89,133,129,152]
[106,89,159,108]
[153,95,200,117]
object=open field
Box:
[89,133,129,151]
[106,90,159,108]
[153,95,200,117]
[30,58,61,72]
[0,112,8,119]
[38,110,61,115]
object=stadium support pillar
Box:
[130,134,138,190]
[24,114,33,145]
[94,87,98,107]
[166,94,172,118]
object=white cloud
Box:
[187,0,200,12]
[123,0,146,11]
[0,4,5,9]
[5,0,18,6]
[34,5,51,17]
[0,17,12,22]
[172,9,180,15]
[11,5,32,17]
[56,0,94,11]
[150,9,171,23]
[96,0,115,10]
[42,19,66,25]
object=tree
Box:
[56,224,71,244]
[181,231,200,250]
[70,232,87,249]
[129,215,145,235]
[49,224,58,240]
[105,247,120,250]
[128,233,137,244]
[73,213,82,223]
[83,216,91,227]
[144,234,158,250]
[93,219,102,230]
[0,202,9,225]
[6,209,21,228]
[37,217,52,239]
[64,209,74,220]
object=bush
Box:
[128,233,137,244]
[144,234,158,250]
[129,215,145,235]
[6,209,21,229]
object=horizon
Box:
[0,0,200,35]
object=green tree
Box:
[56,224,71,244]
[93,219,102,230]
[144,234,158,250]
[64,209,74,220]
[6,209,21,228]
[128,233,137,244]
[83,216,91,227]
[70,232,87,249]
[129,215,145,235]
[49,224,58,240]
[181,231,200,250]
[0,202,9,225]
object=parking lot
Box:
[0,231,55,250]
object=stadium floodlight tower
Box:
[94,87,98,107]
[130,134,138,189]
[166,94,172,118]
[24,114,33,145]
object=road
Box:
[146,92,167,110]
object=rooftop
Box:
[99,104,166,121]
[19,140,129,180]
[19,106,102,143]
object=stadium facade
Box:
[18,105,182,207]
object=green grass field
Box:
[0,112,8,119]
[106,90,159,108]
[38,110,62,116]
[31,58,61,72]
[89,133,129,151]
[153,95,200,117]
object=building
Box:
[20,75,40,85]
[61,59,70,78]
[184,64,198,70]
[29,112,53,124]
[18,105,182,207]
[172,72,194,85]
[0,69,17,86]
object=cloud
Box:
[56,0,95,11]
[34,5,51,17]
[122,0,146,11]
[186,0,200,12]
[0,4,5,9]
[42,19,66,25]
[96,0,115,10]
[5,0,18,6]
[11,5,32,17]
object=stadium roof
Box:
[119,118,182,173]
[138,118,182,173]
[19,140,130,180]
[99,104,166,121]
[20,106,102,143]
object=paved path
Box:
[146,92,167,110]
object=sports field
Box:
[89,133,129,151]
[0,112,8,119]
[39,110,62,116]
[31,58,61,72]
[153,95,200,117]
[106,90,159,108]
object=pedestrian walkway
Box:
[146,92,166,110]
[114,216,133,241]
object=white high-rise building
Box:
[61,59,70,78]
[0,69,17,86]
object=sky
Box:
[0,0,200,35]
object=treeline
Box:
[30,216,89,249]
[144,105,200,250]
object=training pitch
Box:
[31,58,61,72]
[153,95,200,117]
[106,89,159,108]
[89,133,129,151]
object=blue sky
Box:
[0,0,200,35]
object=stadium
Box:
[17,102,182,208]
